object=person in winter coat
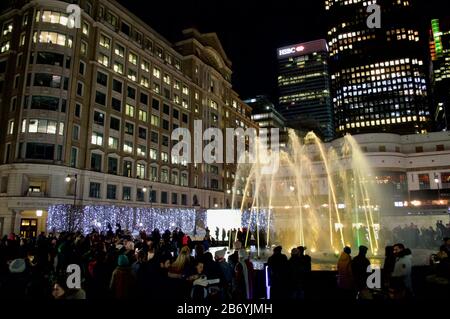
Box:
[288,248,310,299]
[382,246,395,290]
[390,243,412,299]
[215,248,233,300]
[232,249,254,300]
[52,278,86,300]
[1,258,30,299]
[110,254,136,299]
[351,245,371,293]
[267,246,288,300]
[337,246,354,299]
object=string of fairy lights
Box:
[46,204,273,235]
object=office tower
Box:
[277,39,334,141]
[430,18,450,131]
[245,95,289,148]
[326,0,430,136]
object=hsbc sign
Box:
[278,45,305,56]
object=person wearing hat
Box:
[110,254,136,299]
[214,248,232,300]
[0,259,29,299]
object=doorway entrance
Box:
[20,218,38,238]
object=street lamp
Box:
[65,174,78,207]
[143,185,153,210]
[65,174,78,232]
[434,174,441,203]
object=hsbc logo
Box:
[278,45,305,56]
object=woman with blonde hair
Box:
[168,246,191,278]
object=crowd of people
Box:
[379,221,450,250]
[0,224,264,300]
[1,222,449,300]
[336,236,450,300]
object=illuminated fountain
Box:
[231,130,381,257]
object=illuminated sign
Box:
[432,19,443,58]
[278,45,305,56]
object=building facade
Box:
[430,18,450,131]
[277,39,334,141]
[0,0,255,236]
[245,95,289,149]
[326,0,430,136]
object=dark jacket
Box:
[110,266,136,299]
[351,255,371,291]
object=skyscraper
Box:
[277,39,334,141]
[326,0,430,136]
[244,95,289,149]
[430,18,450,131]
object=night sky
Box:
[0,0,444,101]
[117,0,445,103]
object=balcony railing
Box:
[26,190,46,197]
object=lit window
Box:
[174,59,181,70]
[136,163,145,178]
[82,22,89,35]
[1,41,10,53]
[114,44,125,57]
[141,77,149,88]
[161,152,169,163]
[128,69,137,82]
[98,53,109,67]
[123,141,133,153]
[138,110,147,122]
[99,34,111,49]
[114,62,124,74]
[151,115,159,127]
[128,52,137,65]
[91,132,103,146]
[108,137,118,149]
[125,104,135,117]
[163,74,171,85]
[81,41,87,55]
[153,83,160,94]
[34,31,73,48]
[141,60,150,72]
[20,33,26,46]
[150,148,158,160]
[137,145,146,157]
[7,120,14,135]
[153,67,161,78]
